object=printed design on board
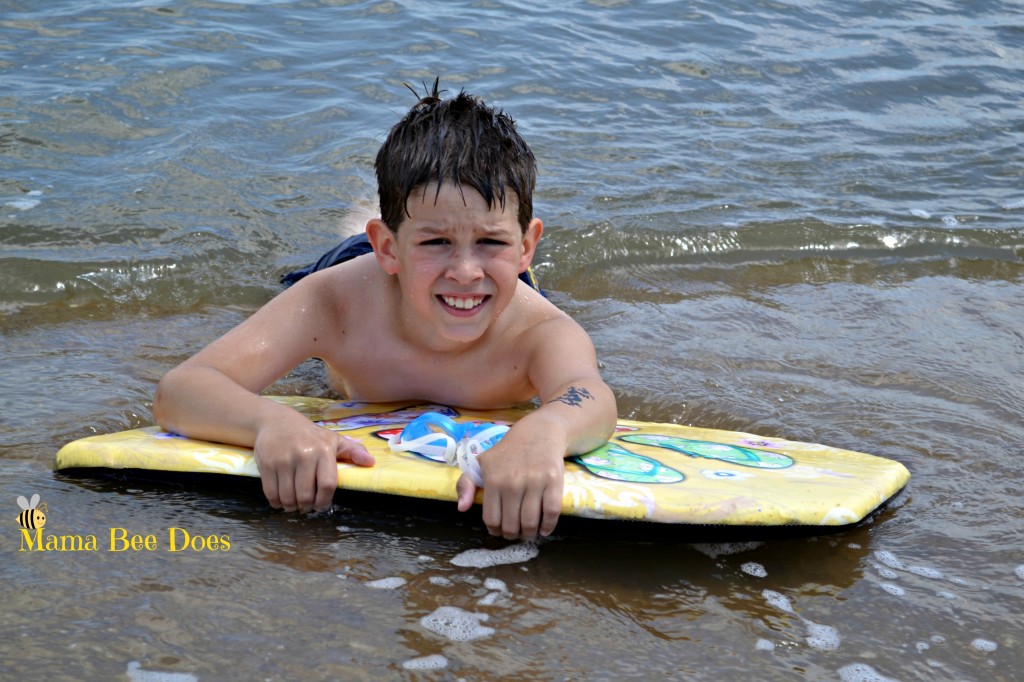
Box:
[562,473,658,519]
[620,434,794,469]
[701,469,755,481]
[316,405,458,432]
[569,443,685,484]
[154,431,187,440]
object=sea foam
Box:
[420,606,494,641]
[805,621,841,651]
[126,662,198,682]
[970,638,998,653]
[837,662,898,682]
[741,562,767,578]
[693,541,763,559]
[402,654,448,670]
[451,543,539,568]
[762,589,795,613]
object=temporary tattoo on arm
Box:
[549,386,594,408]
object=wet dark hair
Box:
[375,78,537,233]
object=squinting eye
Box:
[421,238,450,246]
[480,238,509,246]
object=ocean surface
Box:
[2,0,1023,679]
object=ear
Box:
[365,218,401,275]
[519,218,543,273]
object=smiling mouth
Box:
[440,295,487,311]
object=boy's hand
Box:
[456,432,565,539]
[253,416,375,514]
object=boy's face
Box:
[368,182,542,349]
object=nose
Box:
[446,247,484,284]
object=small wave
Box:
[548,220,1024,294]
[0,256,276,327]
[4,198,41,211]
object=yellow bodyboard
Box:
[54,397,909,527]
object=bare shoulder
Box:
[289,255,387,320]
[288,255,399,362]
[225,254,388,359]
[508,289,599,364]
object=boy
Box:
[153,81,617,540]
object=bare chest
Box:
[321,335,535,408]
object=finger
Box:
[295,448,327,513]
[539,481,563,538]
[500,488,526,540]
[337,437,375,467]
[518,492,542,540]
[261,469,283,510]
[482,486,503,537]
[314,453,339,513]
[275,463,298,512]
[455,475,477,512]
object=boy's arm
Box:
[459,317,617,539]
[153,279,374,513]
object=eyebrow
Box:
[414,224,513,237]
[414,225,448,235]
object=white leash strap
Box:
[387,432,455,462]
[447,424,508,487]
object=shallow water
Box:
[2,1,1023,680]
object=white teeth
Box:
[442,296,484,310]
